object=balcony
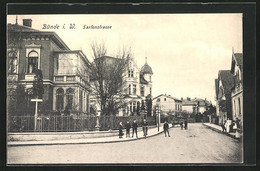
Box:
[25,74,36,81]
[232,83,243,96]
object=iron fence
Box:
[8,115,156,132]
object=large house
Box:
[90,56,153,116]
[215,70,235,124]
[230,52,243,126]
[215,50,243,125]
[7,19,91,115]
[152,94,182,115]
[182,97,211,114]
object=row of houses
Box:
[7,19,153,117]
[215,50,243,127]
[152,94,211,115]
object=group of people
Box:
[180,120,188,130]
[118,119,171,138]
[221,118,240,133]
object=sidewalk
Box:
[203,123,241,140]
[8,124,169,146]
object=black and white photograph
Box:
[6,8,249,165]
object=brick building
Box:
[7,19,91,116]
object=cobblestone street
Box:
[8,123,242,164]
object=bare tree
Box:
[89,41,131,116]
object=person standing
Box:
[142,119,148,137]
[222,120,227,132]
[132,119,138,138]
[184,119,188,130]
[180,121,183,130]
[163,121,170,137]
[119,122,123,138]
[125,120,131,138]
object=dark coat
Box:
[142,122,148,127]
[125,123,131,131]
[163,123,169,130]
[132,122,138,129]
[119,125,123,136]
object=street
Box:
[7,123,242,164]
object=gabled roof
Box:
[153,94,181,102]
[218,70,235,95]
[231,52,243,74]
[215,79,219,99]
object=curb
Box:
[8,128,166,147]
[202,123,240,140]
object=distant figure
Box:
[125,121,131,138]
[142,119,148,137]
[119,122,123,138]
[184,120,188,130]
[235,118,240,129]
[221,120,227,132]
[163,121,170,137]
[132,119,138,138]
[180,121,183,130]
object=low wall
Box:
[8,125,157,142]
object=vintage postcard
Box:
[7,11,245,165]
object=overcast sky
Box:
[7,14,242,104]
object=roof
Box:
[140,62,153,75]
[8,23,70,50]
[215,79,219,98]
[234,53,243,69]
[153,94,181,102]
[218,70,235,95]
[231,52,243,73]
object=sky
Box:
[7,14,243,104]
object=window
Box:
[133,101,136,112]
[67,76,75,81]
[28,51,38,73]
[157,98,160,102]
[128,70,134,77]
[164,98,167,101]
[129,84,131,95]
[8,49,18,74]
[150,88,152,95]
[238,98,241,116]
[233,100,236,117]
[133,84,136,95]
[55,76,64,81]
[66,88,74,109]
[56,88,64,111]
[79,90,82,111]
[130,102,133,113]
[150,76,151,82]
[141,86,144,96]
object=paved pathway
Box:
[8,123,242,164]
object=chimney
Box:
[23,19,32,27]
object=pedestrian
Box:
[163,121,170,137]
[221,120,227,132]
[235,118,240,129]
[184,119,188,130]
[119,122,123,138]
[132,119,138,138]
[142,119,148,137]
[125,120,131,138]
[180,121,183,130]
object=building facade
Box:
[215,70,235,124]
[7,19,91,116]
[152,94,182,115]
[182,97,211,114]
[90,56,153,116]
[230,52,243,126]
